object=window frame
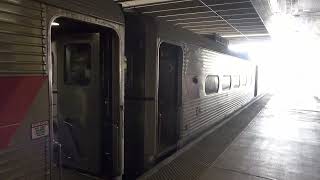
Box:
[205,75,220,95]
[241,75,247,86]
[221,75,232,91]
[64,43,92,86]
[232,75,240,88]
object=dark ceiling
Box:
[116,0,270,42]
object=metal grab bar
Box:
[53,141,63,180]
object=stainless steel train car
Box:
[0,0,125,179]
[124,14,257,177]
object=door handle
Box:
[53,141,63,180]
[158,113,163,146]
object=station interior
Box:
[1,0,320,180]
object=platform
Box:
[139,94,320,180]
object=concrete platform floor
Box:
[199,94,320,180]
[52,166,106,180]
[140,94,320,180]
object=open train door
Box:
[54,33,103,174]
[157,43,183,157]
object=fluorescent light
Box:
[222,33,269,38]
[51,22,59,26]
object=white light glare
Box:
[228,35,320,97]
[51,22,59,26]
[269,0,280,13]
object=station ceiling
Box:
[115,0,271,43]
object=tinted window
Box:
[221,75,231,90]
[249,74,253,85]
[64,43,91,86]
[241,75,247,86]
[232,75,240,88]
[205,75,219,94]
[251,75,255,85]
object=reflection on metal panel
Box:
[0,0,46,74]
[181,91,253,139]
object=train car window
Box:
[241,75,247,86]
[221,75,231,90]
[205,75,219,94]
[248,74,253,85]
[251,74,255,85]
[232,75,240,88]
[64,43,91,86]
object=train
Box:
[0,0,258,180]
[124,14,257,178]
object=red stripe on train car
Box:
[0,76,47,149]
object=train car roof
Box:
[39,0,124,25]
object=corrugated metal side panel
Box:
[39,0,124,24]
[0,0,46,74]
[180,46,255,141]
[0,79,50,180]
[181,90,253,138]
[0,139,49,180]
[0,1,49,179]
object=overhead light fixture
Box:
[51,22,59,26]
[222,33,269,38]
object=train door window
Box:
[221,75,231,90]
[232,75,240,88]
[64,43,91,86]
[241,75,247,86]
[158,42,182,158]
[205,75,219,94]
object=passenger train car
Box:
[0,0,125,179]
[124,14,257,177]
[0,0,257,179]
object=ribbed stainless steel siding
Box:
[0,0,49,179]
[182,91,253,138]
[180,46,254,141]
[0,84,50,180]
[0,0,46,74]
[39,0,124,24]
[0,139,49,180]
